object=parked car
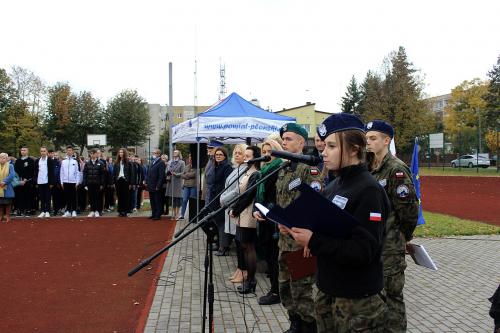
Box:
[451,155,491,168]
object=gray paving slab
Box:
[146,218,500,333]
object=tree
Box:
[341,76,362,115]
[485,130,499,153]
[44,83,77,150]
[104,90,151,148]
[69,91,105,151]
[0,68,17,122]
[358,70,385,122]
[381,47,435,152]
[483,55,500,129]
[9,66,46,115]
[443,79,488,153]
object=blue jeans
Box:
[180,186,197,217]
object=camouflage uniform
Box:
[276,162,322,329]
[332,294,387,332]
[370,153,418,333]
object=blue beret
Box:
[317,113,365,140]
[280,123,308,142]
[365,120,394,139]
[207,140,223,148]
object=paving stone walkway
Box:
[145,219,500,333]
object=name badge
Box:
[332,195,348,209]
[379,179,387,187]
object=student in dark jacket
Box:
[104,157,115,211]
[146,149,166,220]
[34,146,56,218]
[208,147,233,251]
[49,150,64,215]
[83,149,106,217]
[113,148,134,217]
[128,155,141,213]
[14,146,35,216]
[136,158,147,210]
[289,113,390,333]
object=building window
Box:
[177,113,182,119]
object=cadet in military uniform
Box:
[274,123,322,333]
[365,120,419,333]
[290,113,389,333]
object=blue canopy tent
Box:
[172,92,296,144]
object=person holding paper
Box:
[289,113,390,333]
[274,123,323,333]
[366,119,419,333]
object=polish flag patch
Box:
[369,212,382,222]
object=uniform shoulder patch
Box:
[288,178,301,191]
[396,184,409,198]
[310,167,319,176]
[310,180,322,192]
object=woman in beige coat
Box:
[229,146,261,294]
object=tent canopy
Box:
[172,92,295,143]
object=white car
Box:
[451,155,490,168]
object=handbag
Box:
[11,172,21,187]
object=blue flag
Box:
[411,137,426,225]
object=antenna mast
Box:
[219,59,226,100]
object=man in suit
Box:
[146,149,166,220]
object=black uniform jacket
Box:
[308,163,390,298]
[112,161,135,184]
[83,159,106,186]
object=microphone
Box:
[270,150,321,166]
[246,155,271,164]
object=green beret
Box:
[280,123,308,141]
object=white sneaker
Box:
[38,212,45,218]
[45,212,50,218]
[94,211,100,217]
[63,211,71,217]
[87,211,95,217]
[72,211,77,217]
[133,208,137,212]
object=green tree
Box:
[341,76,362,115]
[104,90,151,148]
[44,82,77,149]
[381,47,435,152]
[9,66,46,115]
[69,91,105,151]
[484,55,500,129]
[358,70,386,122]
[0,68,17,125]
[444,79,489,153]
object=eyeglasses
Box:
[215,153,225,157]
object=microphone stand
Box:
[173,164,250,239]
[128,160,291,333]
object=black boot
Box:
[301,320,317,333]
[237,279,257,294]
[284,313,301,333]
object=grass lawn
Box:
[419,166,500,177]
[414,211,500,237]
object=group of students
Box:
[0,145,147,220]
[201,113,419,333]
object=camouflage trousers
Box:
[384,270,406,332]
[278,251,316,324]
[314,289,388,332]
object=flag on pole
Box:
[411,137,426,225]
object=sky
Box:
[2,0,499,112]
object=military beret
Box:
[280,123,308,142]
[207,140,223,148]
[365,120,394,139]
[316,113,365,140]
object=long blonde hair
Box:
[231,143,247,166]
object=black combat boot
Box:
[283,313,302,333]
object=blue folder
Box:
[264,183,359,238]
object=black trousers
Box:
[51,185,65,213]
[38,184,51,213]
[87,184,102,212]
[63,183,77,212]
[104,186,115,209]
[15,183,33,212]
[150,190,162,218]
[77,186,87,212]
[116,178,129,214]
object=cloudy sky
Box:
[2,0,499,112]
